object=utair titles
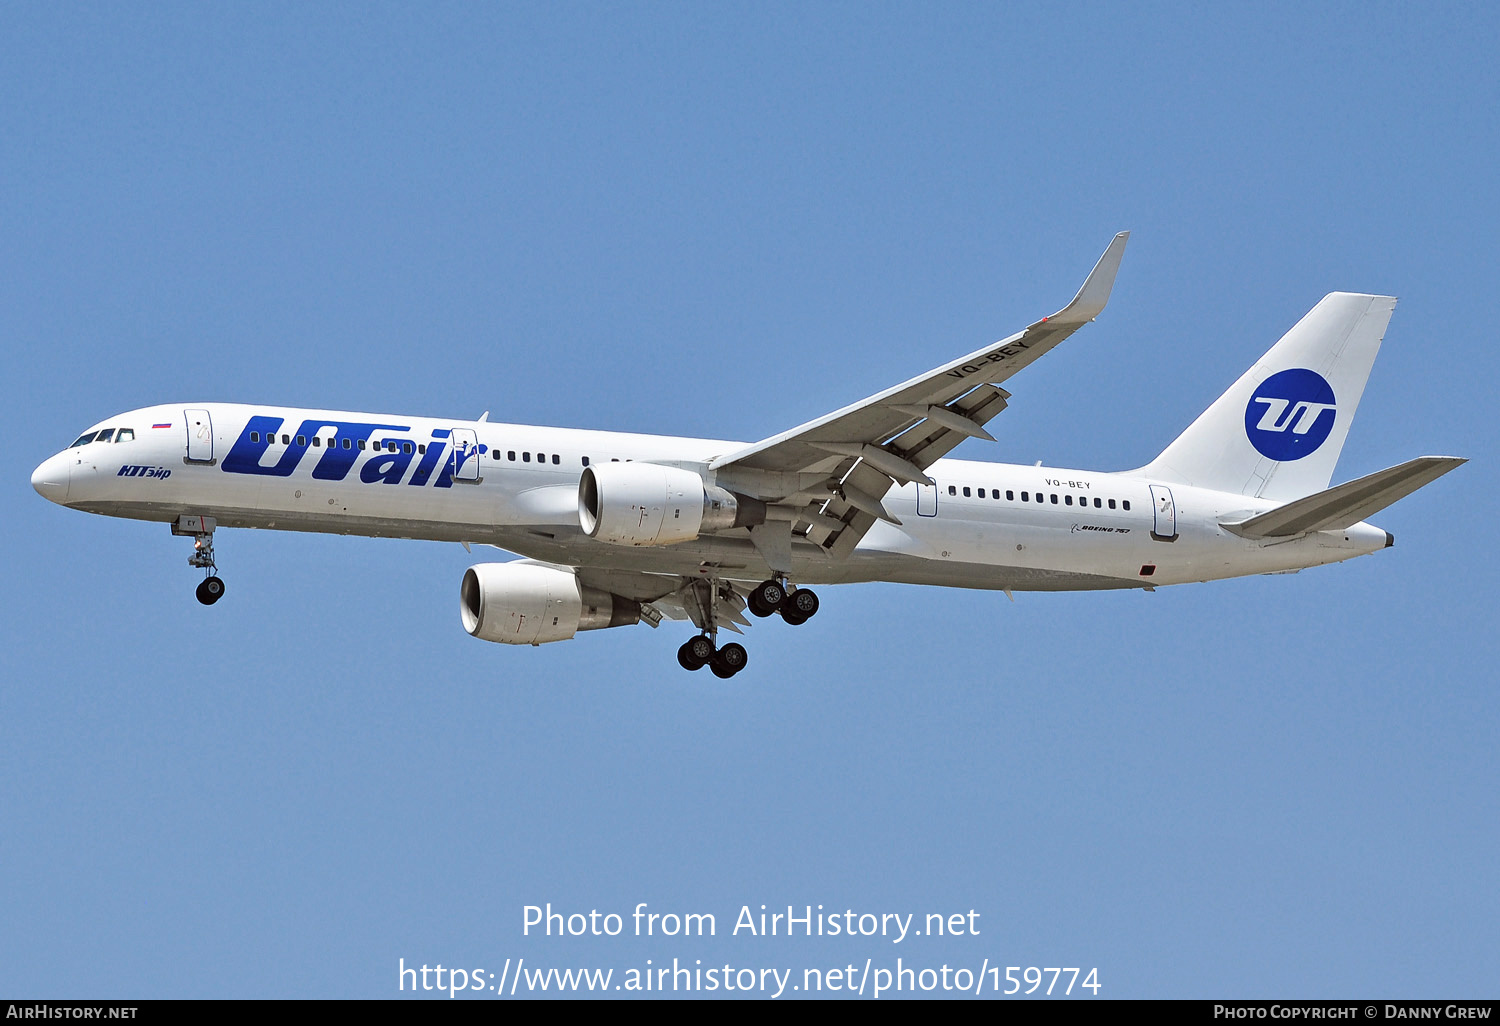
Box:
[523,904,981,944]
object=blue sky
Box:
[3,3,1496,999]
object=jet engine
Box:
[460,562,640,645]
[577,462,763,546]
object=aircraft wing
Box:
[710,231,1129,560]
[567,564,752,633]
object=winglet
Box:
[1052,231,1129,325]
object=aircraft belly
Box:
[69,473,1374,594]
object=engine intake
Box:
[461,562,640,645]
[578,462,762,546]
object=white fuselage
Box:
[32,402,1391,592]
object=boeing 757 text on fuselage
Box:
[31,234,1463,676]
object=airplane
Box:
[31,232,1464,677]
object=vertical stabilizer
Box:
[1137,293,1396,501]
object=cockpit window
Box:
[94,428,115,443]
[115,428,134,443]
[70,432,98,447]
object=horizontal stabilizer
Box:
[1223,456,1465,538]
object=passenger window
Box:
[95,428,115,442]
[1123,500,1131,511]
[357,440,366,450]
[282,434,290,445]
[71,432,97,447]
[418,444,426,454]
[508,451,516,461]
[404,442,414,455]
[491,449,501,460]
[250,431,260,443]
[312,437,321,447]
[582,456,590,466]
[115,428,134,443]
[948,486,956,495]
[552,454,560,465]
[1065,495,1073,506]
[343,438,352,449]
[536,453,544,463]
[1050,494,1058,504]
[1020,491,1028,501]
[523,452,531,462]
[1108,499,1116,509]
[1006,490,1014,501]
[962,487,971,497]
[1094,498,1101,508]
[294,435,305,446]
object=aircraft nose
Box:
[31,453,70,502]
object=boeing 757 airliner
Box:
[31,233,1463,676]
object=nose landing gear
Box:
[195,575,225,605]
[173,515,225,606]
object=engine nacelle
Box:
[460,562,639,645]
[578,462,762,546]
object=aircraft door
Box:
[450,428,481,483]
[184,409,214,463]
[916,482,937,517]
[1149,484,1177,541]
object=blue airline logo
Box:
[1244,369,1337,462]
[221,416,485,487]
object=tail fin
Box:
[1138,292,1397,501]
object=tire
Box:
[196,577,225,605]
[749,580,784,617]
[711,642,747,678]
[686,635,715,665]
[677,641,706,671]
[780,607,808,626]
[787,588,818,617]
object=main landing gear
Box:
[677,635,748,678]
[172,515,225,606]
[746,578,820,625]
[677,576,820,677]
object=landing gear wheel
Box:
[678,635,715,671]
[780,607,808,626]
[710,642,748,678]
[196,576,225,606]
[786,588,819,619]
[748,580,786,618]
